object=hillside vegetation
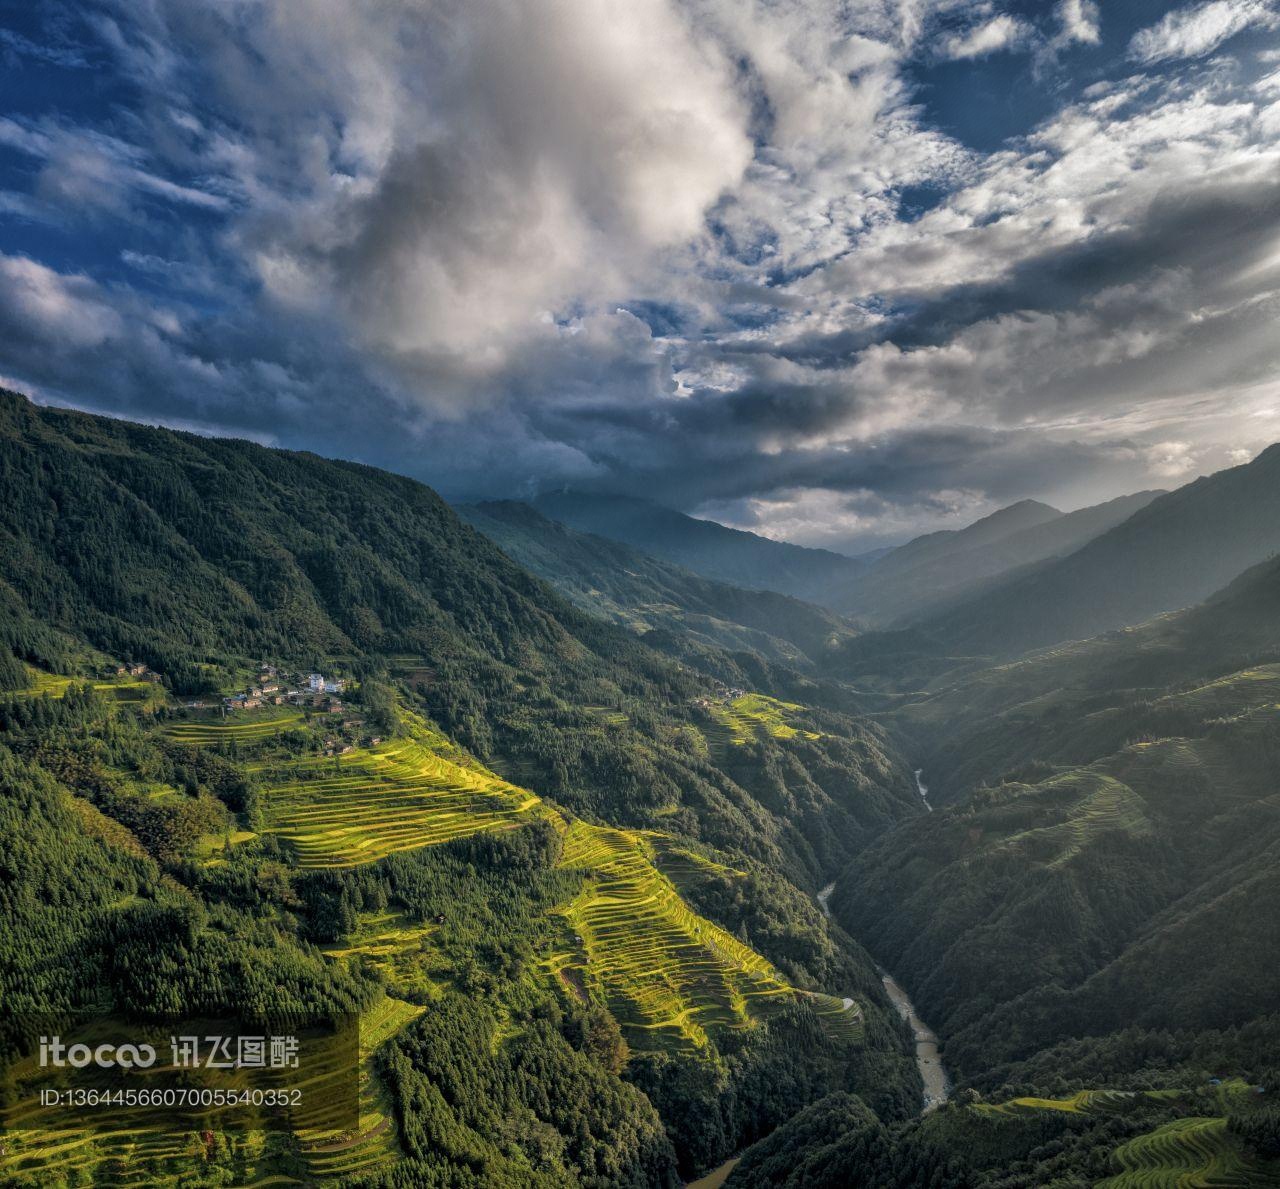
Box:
[0,391,921,1185]
[458,499,856,669]
[829,556,1280,1129]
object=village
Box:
[220,665,347,713]
[692,682,747,711]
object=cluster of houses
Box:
[115,662,163,683]
[692,683,746,711]
[223,666,347,712]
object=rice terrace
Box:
[0,669,867,1185]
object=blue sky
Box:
[1,0,1278,549]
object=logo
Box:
[39,1036,158,1070]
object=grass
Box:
[250,714,862,1053]
[13,665,158,704]
[294,996,423,1183]
[976,1088,1149,1117]
[1153,664,1280,719]
[974,1084,1279,1189]
[704,693,821,749]
[994,770,1152,868]
[323,910,440,999]
[252,715,541,867]
[0,1000,423,1187]
[195,827,260,861]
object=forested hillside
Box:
[456,500,856,670]
[531,491,870,604]
[0,391,922,1186]
[4,390,1279,1187]
[766,559,1280,1188]
[0,391,914,876]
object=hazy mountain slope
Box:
[829,557,1280,1091]
[915,445,1280,656]
[864,498,1062,575]
[836,678,1280,1081]
[831,492,1163,625]
[532,491,869,603]
[899,550,1280,803]
[458,499,855,668]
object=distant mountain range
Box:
[533,447,1280,667]
[458,500,855,670]
[826,491,1164,625]
[530,491,873,604]
[916,444,1280,656]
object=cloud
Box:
[243,0,755,370]
[0,26,90,68]
[1055,0,1101,46]
[0,0,1278,549]
[1129,0,1279,65]
[938,14,1033,61]
[0,116,230,216]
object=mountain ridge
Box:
[531,490,871,604]
[914,446,1280,656]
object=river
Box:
[914,768,933,812]
[816,880,950,1114]
[684,836,949,1185]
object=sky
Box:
[0,0,1278,552]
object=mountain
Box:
[866,498,1063,573]
[723,555,1280,1187]
[828,554,1280,1103]
[457,499,855,669]
[830,492,1163,626]
[915,446,1280,656]
[5,388,1279,1187]
[531,490,870,603]
[0,390,924,1185]
[898,548,1280,804]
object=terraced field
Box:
[1153,664,1280,719]
[324,910,439,998]
[163,708,304,746]
[165,700,860,1056]
[14,666,157,704]
[1107,705,1280,809]
[0,1125,296,1188]
[551,820,857,1050]
[0,1000,422,1188]
[252,719,541,867]
[997,770,1152,868]
[296,996,423,1183]
[703,693,822,749]
[1098,1116,1276,1188]
[976,1088,1155,1118]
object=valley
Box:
[817,880,950,1118]
[1,391,1279,1187]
